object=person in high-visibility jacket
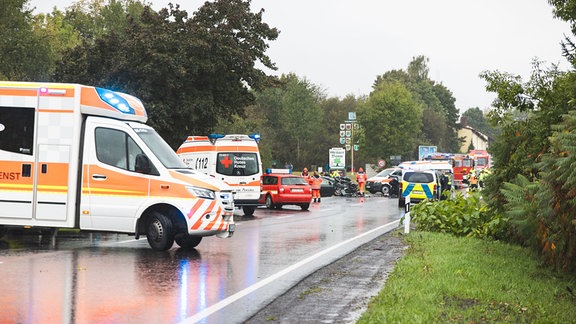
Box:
[356,167,367,196]
[310,172,323,202]
[469,171,479,191]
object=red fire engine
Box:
[423,153,475,188]
[468,150,491,170]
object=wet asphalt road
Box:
[0,194,403,323]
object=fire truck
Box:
[423,153,474,188]
[468,149,491,170]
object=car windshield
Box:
[404,172,434,183]
[281,177,308,185]
[132,125,187,169]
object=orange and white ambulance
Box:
[0,81,235,250]
[176,134,263,216]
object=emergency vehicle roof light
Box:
[96,87,135,115]
[208,133,225,144]
[249,133,261,143]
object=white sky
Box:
[29,0,572,112]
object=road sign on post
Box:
[329,147,346,170]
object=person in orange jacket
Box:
[310,172,323,202]
[356,167,367,196]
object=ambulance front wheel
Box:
[146,212,175,251]
[175,234,202,249]
[242,206,256,217]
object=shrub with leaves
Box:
[410,191,508,239]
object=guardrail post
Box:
[404,196,411,234]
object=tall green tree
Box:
[0,0,51,80]
[53,0,279,148]
[358,80,422,164]
[254,73,324,170]
[371,56,460,155]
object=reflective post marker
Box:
[404,196,411,234]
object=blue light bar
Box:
[96,87,135,114]
[249,133,261,142]
[208,134,225,140]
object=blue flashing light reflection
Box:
[179,259,189,321]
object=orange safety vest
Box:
[470,174,478,185]
[356,172,367,183]
[310,176,322,190]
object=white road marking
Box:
[179,219,400,323]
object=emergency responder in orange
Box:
[356,167,367,197]
[310,172,323,202]
[301,167,309,178]
[469,171,479,191]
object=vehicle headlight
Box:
[186,186,216,200]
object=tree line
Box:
[3,0,472,171]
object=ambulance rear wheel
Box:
[242,206,256,217]
[146,212,175,251]
[175,234,202,249]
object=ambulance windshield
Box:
[133,126,187,169]
[216,152,260,176]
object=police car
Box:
[398,169,441,207]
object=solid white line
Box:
[179,219,400,323]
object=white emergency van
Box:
[0,81,235,251]
[176,134,263,216]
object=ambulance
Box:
[0,81,235,251]
[176,134,263,216]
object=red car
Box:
[259,172,312,210]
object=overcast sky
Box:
[29,0,572,112]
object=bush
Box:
[410,191,508,239]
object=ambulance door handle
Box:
[240,181,247,185]
[92,174,107,181]
[21,164,31,177]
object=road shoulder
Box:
[245,231,408,323]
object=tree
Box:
[371,56,460,154]
[53,0,279,148]
[357,80,422,165]
[254,74,324,170]
[0,0,51,80]
[461,107,497,140]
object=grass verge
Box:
[358,231,576,323]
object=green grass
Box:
[358,231,576,323]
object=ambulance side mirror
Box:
[135,154,158,175]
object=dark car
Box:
[320,176,336,197]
